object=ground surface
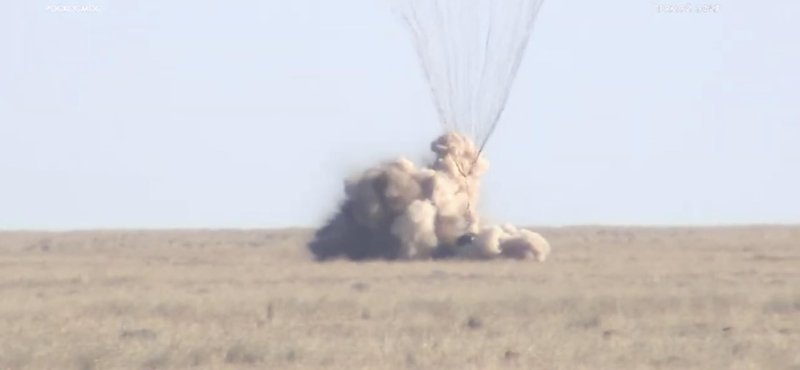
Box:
[0,226,799,370]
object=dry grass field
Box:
[1,226,799,370]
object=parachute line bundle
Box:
[396,0,546,153]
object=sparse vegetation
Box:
[0,226,798,369]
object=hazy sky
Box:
[1,0,798,230]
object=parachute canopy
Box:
[396,0,545,164]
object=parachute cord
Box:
[454,157,474,234]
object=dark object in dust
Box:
[465,316,483,330]
[425,233,474,259]
[602,330,620,339]
[503,350,520,361]
[457,233,476,246]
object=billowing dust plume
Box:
[308,132,550,262]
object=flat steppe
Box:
[1,226,798,370]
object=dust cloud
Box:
[308,133,549,262]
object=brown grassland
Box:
[0,226,799,370]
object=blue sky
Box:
[1,0,798,229]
